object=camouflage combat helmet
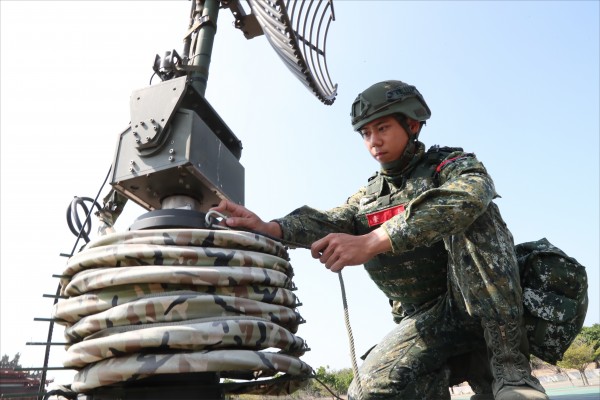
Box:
[350,80,431,131]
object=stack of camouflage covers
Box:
[53,229,312,394]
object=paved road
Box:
[452,385,600,400]
[546,385,600,399]
[551,393,599,399]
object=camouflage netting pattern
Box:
[516,238,589,364]
[53,229,312,394]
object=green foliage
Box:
[577,324,600,368]
[226,368,353,400]
[311,365,353,397]
[580,324,600,351]
[557,336,597,385]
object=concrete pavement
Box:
[451,368,600,400]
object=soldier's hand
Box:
[210,200,282,238]
[310,228,392,272]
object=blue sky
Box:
[1,0,598,385]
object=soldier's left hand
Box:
[311,229,391,272]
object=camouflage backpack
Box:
[515,238,588,364]
[419,147,587,364]
[424,146,589,364]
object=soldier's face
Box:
[360,116,409,164]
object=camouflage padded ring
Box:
[54,284,299,323]
[56,228,310,394]
[60,244,293,290]
[84,229,288,259]
[71,350,313,392]
[64,317,307,367]
[60,265,292,297]
[63,293,304,341]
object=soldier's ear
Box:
[406,118,421,135]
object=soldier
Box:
[211,80,548,400]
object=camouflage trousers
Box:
[348,247,526,394]
[347,294,491,400]
[348,204,524,399]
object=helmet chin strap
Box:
[399,116,421,149]
[381,116,421,172]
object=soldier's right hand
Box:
[210,200,283,239]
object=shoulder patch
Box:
[435,153,475,174]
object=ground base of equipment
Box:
[78,372,224,400]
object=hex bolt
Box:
[169,149,174,154]
[169,156,174,162]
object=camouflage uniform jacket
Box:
[275,143,522,318]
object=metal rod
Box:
[43,294,68,299]
[190,0,220,96]
[39,282,62,398]
[0,391,47,399]
[182,0,197,61]
[26,342,68,346]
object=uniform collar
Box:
[380,141,426,186]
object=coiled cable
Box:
[66,196,101,244]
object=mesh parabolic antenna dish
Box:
[247,0,338,105]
